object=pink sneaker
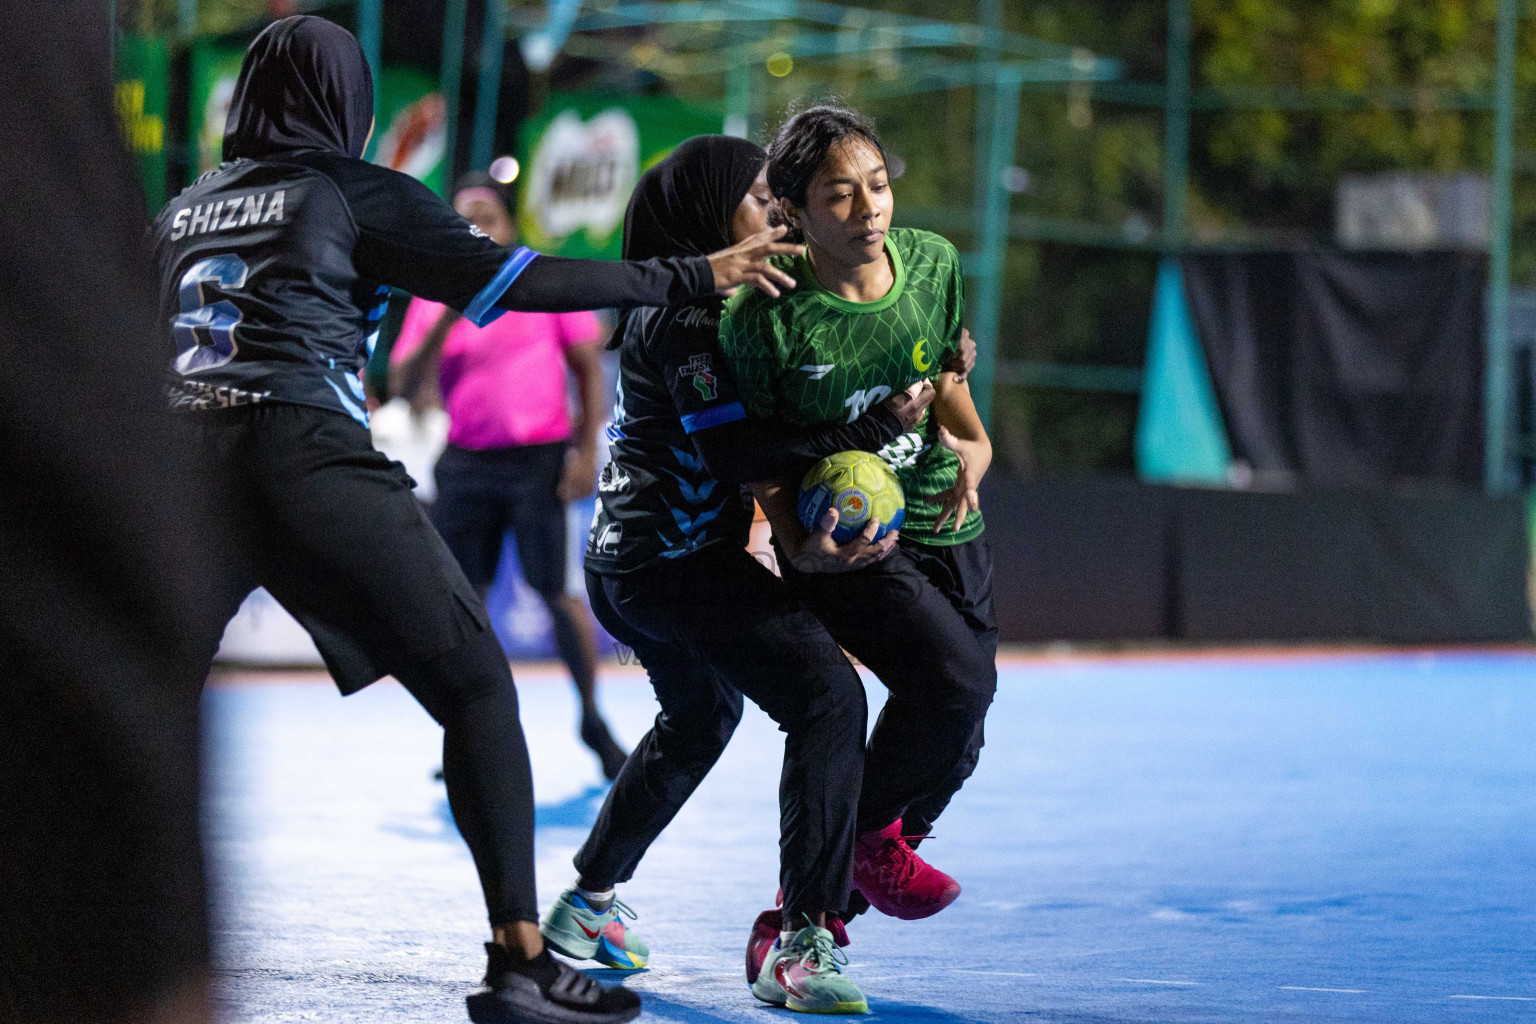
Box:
[746,908,781,984]
[852,819,961,920]
[746,903,851,985]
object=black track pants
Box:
[885,535,999,839]
[778,536,998,835]
[578,546,867,920]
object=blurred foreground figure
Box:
[0,3,217,1023]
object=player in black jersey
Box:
[149,19,798,1024]
[542,136,939,1015]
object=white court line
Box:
[951,970,1039,978]
[1280,987,1367,994]
[1114,978,1202,986]
[1450,995,1536,1001]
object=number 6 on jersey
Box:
[172,254,248,374]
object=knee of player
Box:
[939,668,997,721]
[710,690,747,740]
[660,692,743,751]
[823,669,870,724]
[399,629,519,720]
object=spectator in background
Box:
[391,172,628,780]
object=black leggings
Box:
[397,630,538,925]
[176,406,542,927]
[577,546,867,920]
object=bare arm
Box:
[931,371,993,535]
[558,340,605,502]
[387,306,458,415]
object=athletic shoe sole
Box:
[755,988,868,1015]
[466,990,641,1024]
[787,998,869,1014]
[542,934,647,971]
[870,880,961,920]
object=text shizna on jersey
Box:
[169,189,287,241]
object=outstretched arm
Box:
[478,226,801,318]
[347,165,801,317]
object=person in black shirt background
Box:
[544,136,942,1013]
[149,18,798,1024]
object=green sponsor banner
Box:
[188,42,245,176]
[517,93,722,259]
[365,66,448,198]
[191,42,446,196]
[114,35,169,209]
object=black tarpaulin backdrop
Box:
[978,475,1530,644]
[1181,249,1487,488]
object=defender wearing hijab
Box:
[546,136,934,1015]
[149,18,794,1024]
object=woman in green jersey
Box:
[720,104,998,932]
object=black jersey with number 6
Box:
[150,153,712,422]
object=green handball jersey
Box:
[719,227,983,545]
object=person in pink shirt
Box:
[391,173,627,779]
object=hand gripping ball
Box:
[797,450,906,543]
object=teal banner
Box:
[1134,259,1232,483]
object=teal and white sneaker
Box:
[540,889,649,970]
[750,923,868,1014]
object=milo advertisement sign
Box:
[518,93,721,259]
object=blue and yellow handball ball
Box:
[797,451,906,543]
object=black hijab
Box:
[621,135,765,262]
[223,15,374,162]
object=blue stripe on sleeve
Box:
[464,247,540,327]
[680,401,747,434]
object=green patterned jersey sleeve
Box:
[717,291,785,419]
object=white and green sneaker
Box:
[539,889,649,970]
[750,923,868,1014]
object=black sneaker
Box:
[467,943,641,1024]
[580,711,629,782]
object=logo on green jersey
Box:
[912,339,933,372]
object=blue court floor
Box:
[205,649,1536,1022]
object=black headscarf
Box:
[621,135,765,262]
[223,15,374,162]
